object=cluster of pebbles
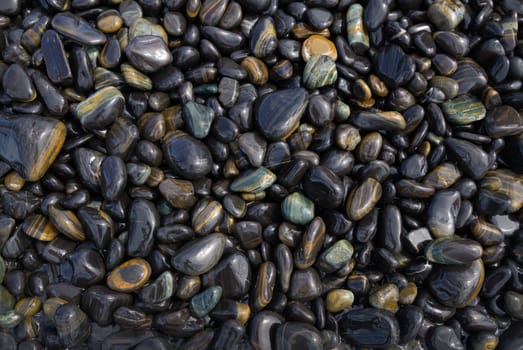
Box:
[1,0,523,349]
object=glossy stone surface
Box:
[163,131,213,179]
[428,259,485,308]
[339,308,400,347]
[255,88,309,141]
[74,87,124,130]
[171,233,226,275]
[374,44,415,88]
[107,258,152,292]
[125,35,172,73]
[281,192,315,225]
[0,115,66,181]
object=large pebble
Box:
[171,233,226,275]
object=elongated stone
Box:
[480,169,523,213]
[41,30,73,85]
[51,12,106,46]
[425,237,483,265]
[346,4,369,54]
[445,137,490,180]
[171,233,226,275]
[0,114,66,181]
[347,178,382,221]
[74,86,124,130]
[427,190,461,238]
[255,88,309,141]
[485,105,523,137]
[230,167,277,193]
[350,111,406,132]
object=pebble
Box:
[107,258,152,292]
[339,308,400,347]
[171,233,226,275]
[0,115,65,181]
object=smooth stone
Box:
[401,154,428,180]
[294,217,326,269]
[41,30,73,86]
[163,131,213,179]
[54,304,91,348]
[218,77,239,107]
[339,308,400,347]
[425,237,483,265]
[302,166,344,209]
[303,55,338,89]
[423,162,462,190]
[350,111,406,132]
[480,169,523,213]
[107,258,152,292]
[282,192,315,226]
[159,178,197,210]
[485,105,523,137]
[202,252,251,299]
[125,35,172,73]
[445,137,489,180]
[51,12,106,45]
[0,114,65,181]
[190,286,223,318]
[191,199,223,235]
[451,60,488,95]
[199,0,229,26]
[374,44,415,88]
[255,88,309,141]
[250,16,278,58]
[140,271,176,304]
[127,199,159,257]
[434,31,470,58]
[427,190,461,238]
[239,132,267,168]
[81,286,133,326]
[249,311,284,350]
[101,156,127,201]
[428,259,484,308]
[369,284,400,313]
[346,177,382,221]
[60,249,106,287]
[302,35,337,62]
[397,305,424,343]
[288,268,322,301]
[3,64,36,102]
[364,0,392,31]
[171,233,226,275]
[252,261,276,311]
[427,0,465,30]
[426,326,465,350]
[183,102,215,139]
[325,289,354,313]
[442,95,486,125]
[74,86,124,130]
[274,322,322,350]
[77,207,114,249]
[317,240,353,273]
[230,167,277,193]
